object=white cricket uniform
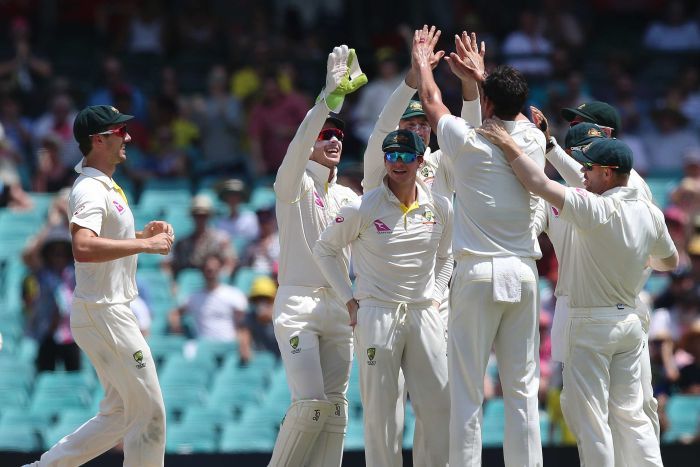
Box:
[36,163,165,467]
[314,178,453,467]
[541,140,661,448]
[437,112,545,467]
[271,101,358,466]
[556,185,676,467]
[360,80,475,464]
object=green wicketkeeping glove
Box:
[317,45,368,112]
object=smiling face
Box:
[309,122,343,168]
[384,153,422,187]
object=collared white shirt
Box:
[185,284,248,341]
[314,178,453,304]
[437,114,546,258]
[274,102,359,288]
[69,161,137,304]
[560,186,676,308]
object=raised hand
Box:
[530,106,551,140]
[145,232,174,255]
[143,221,174,239]
[319,45,368,112]
[445,31,486,83]
[412,25,442,72]
[406,26,444,87]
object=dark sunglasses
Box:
[385,152,418,163]
[317,128,344,142]
[581,162,619,172]
[91,125,128,138]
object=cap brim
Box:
[114,114,135,124]
[561,107,590,123]
[401,110,426,119]
[570,147,595,165]
[383,144,421,154]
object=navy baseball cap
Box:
[401,100,426,120]
[73,105,134,140]
[571,138,633,173]
[564,122,608,150]
[325,115,345,131]
[561,101,621,136]
[382,129,426,155]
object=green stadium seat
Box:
[0,358,34,391]
[34,370,97,394]
[166,423,218,453]
[0,407,52,432]
[249,186,276,211]
[161,383,208,418]
[0,425,42,451]
[231,267,269,295]
[146,334,186,365]
[56,408,94,427]
[482,398,505,447]
[159,354,215,387]
[176,269,205,301]
[42,420,84,449]
[645,274,670,297]
[344,416,365,451]
[194,339,240,367]
[219,421,276,453]
[0,386,30,410]
[30,388,92,417]
[663,394,700,443]
[181,406,235,433]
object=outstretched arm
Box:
[413,25,451,130]
[478,119,566,210]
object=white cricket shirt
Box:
[437,114,546,258]
[313,179,453,304]
[274,102,359,287]
[69,163,138,304]
[560,186,676,308]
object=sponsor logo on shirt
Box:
[73,204,87,216]
[113,199,125,214]
[574,188,588,198]
[313,191,325,208]
[422,209,436,224]
[551,206,560,217]
[366,347,376,365]
[373,219,392,233]
[335,216,344,223]
[290,335,301,354]
[133,350,146,369]
[420,165,434,180]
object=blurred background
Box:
[1,0,700,464]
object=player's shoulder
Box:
[333,183,360,202]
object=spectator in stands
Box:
[142,125,188,179]
[32,93,82,169]
[88,56,148,121]
[648,315,680,397]
[0,94,33,167]
[163,194,236,279]
[168,253,247,341]
[643,0,700,52]
[539,0,584,49]
[248,72,309,175]
[352,47,404,142]
[32,133,75,192]
[125,0,166,56]
[175,0,220,52]
[214,178,259,245]
[22,227,80,372]
[192,65,247,176]
[0,16,52,116]
[654,266,695,312]
[238,275,279,363]
[677,65,700,130]
[539,312,553,403]
[678,319,700,394]
[502,10,553,77]
[0,121,31,210]
[644,102,700,173]
[240,205,279,275]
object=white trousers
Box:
[355,300,449,467]
[560,306,662,467]
[37,300,165,467]
[449,256,542,467]
[273,285,354,402]
[552,296,661,462]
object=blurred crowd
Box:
[2,0,700,445]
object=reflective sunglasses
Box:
[91,125,128,138]
[581,162,619,172]
[385,152,418,163]
[317,128,344,142]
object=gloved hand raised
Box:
[317,45,368,112]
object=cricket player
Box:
[23,105,174,467]
[413,26,545,466]
[360,33,481,463]
[479,124,678,467]
[531,105,662,455]
[268,45,366,467]
[314,129,453,467]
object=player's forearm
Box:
[508,147,566,210]
[312,249,354,304]
[417,64,449,130]
[545,139,585,188]
[461,77,480,103]
[432,255,453,302]
[274,103,327,201]
[72,236,149,263]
